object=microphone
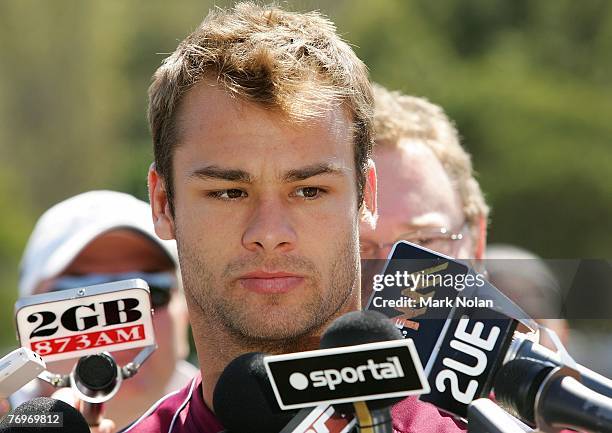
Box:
[12,279,158,425]
[71,352,122,425]
[506,332,612,399]
[318,311,407,433]
[366,241,612,419]
[319,310,405,347]
[213,311,429,433]
[467,398,532,433]
[213,352,297,433]
[0,348,46,398]
[494,358,612,433]
[261,310,427,433]
[0,397,89,433]
[213,352,355,433]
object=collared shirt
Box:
[121,373,466,433]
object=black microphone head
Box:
[75,353,117,392]
[213,352,297,433]
[0,397,89,433]
[319,310,403,349]
[319,310,404,413]
[494,358,555,424]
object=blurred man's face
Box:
[359,140,478,305]
[34,230,180,396]
[360,139,475,261]
[150,82,373,350]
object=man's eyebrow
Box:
[189,165,252,183]
[282,163,349,183]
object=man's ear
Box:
[360,158,378,228]
[148,163,176,240]
[474,214,487,260]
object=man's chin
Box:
[224,305,325,344]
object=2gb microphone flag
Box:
[365,242,529,418]
[264,339,429,410]
[14,279,156,362]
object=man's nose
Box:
[242,196,297,253]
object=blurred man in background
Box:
[359,85,489,428]
[360,85,565,349]
[360,84,489,303]
[11,190,196,430]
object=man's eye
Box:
[295,187,324,199]
[209,189,247,200]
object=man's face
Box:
[153,83,370,346]
[360,139,475,261]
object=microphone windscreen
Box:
[493,358,554,424]
[319,310,404,413]
[0,397,89,433]
[213,352,296,433]
[319,310,402,349]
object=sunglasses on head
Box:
[50,271,176,308]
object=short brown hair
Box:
[148,2,373,212]
[372,83,489,227]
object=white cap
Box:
[19,190,178,298]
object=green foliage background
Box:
[1,0,611,352]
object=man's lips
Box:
[238,271,305,294]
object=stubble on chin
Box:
[176,228,360,354]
